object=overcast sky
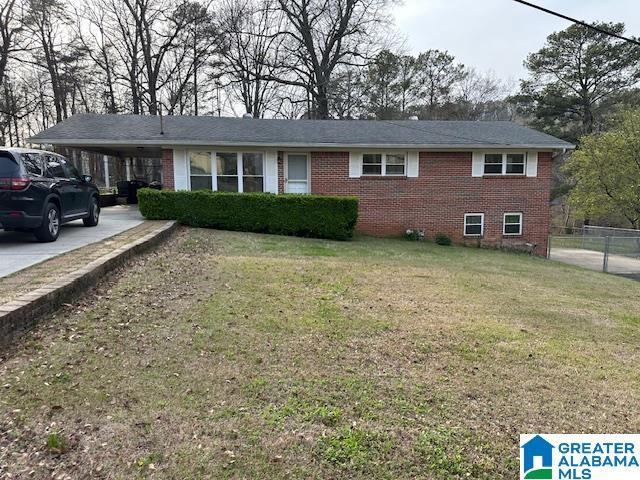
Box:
[393,0,640,89]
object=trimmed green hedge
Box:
[138,188,359,240]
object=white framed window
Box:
[464,213,484,236]
[189,151,213,190]
[362,152,406,176]
[241,152,264,192]
[483,153,526,175]
[503,212,523,236]
[189,150,265,193]
[216,152,239,192]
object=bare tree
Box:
[273,0,391,119]
[75,1,120,113]
[218,0,286,118]
[0,0,23,89]
[22,0,74,122]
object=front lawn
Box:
[2,229,640,478]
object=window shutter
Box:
[173,148,189,190]
[264,150,278,193]
[471,152,484,177]
[526,151,538,177]
[349,152,361,178]
[407,151,419,177]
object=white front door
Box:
[285,153,309,194]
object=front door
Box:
[285,153,309,194]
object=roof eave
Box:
[27,138,575,150]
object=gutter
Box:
[28,138,576,151]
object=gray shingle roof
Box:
[29,113,574,149]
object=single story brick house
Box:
[30,114,573,254]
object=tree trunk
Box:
[315,83,330,119]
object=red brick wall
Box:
[162,149,174,190]
[310,151,552,255]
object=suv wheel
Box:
[34,203,61,242]
[83,197,100,227]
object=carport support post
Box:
[103,155,110,188]
[603,236,610,273]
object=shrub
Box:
[138,189,359,241]
[405,228,425,241]
[434,233,452,246]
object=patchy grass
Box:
[2,228,640,478]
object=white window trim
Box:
[464,213,484,237]
[483,152,526,176]
[188,150,214,191]
[237,152,265,193]
[503,212,523,236]
[187,149,266,193]
[361,152,407,176]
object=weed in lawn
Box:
[319,426,394,469]
[413,427,501,479]
[45,432,68,454]
[137,452,163,475]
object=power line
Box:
[512,0,640,46]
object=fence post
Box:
[547,235,551,259]
[603,236,610,273]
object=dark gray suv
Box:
[0,147,100,242]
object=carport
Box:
[27,115,167,190]
[53,145,164,191]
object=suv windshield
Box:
[0,152,20,176]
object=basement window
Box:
[464,213,484,236]
[503,212,523,236]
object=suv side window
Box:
[63,160,82,180]
[45,155,67,178]
[21,153,44,176]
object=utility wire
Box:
[512,0,640,46]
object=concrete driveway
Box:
[550,247,640,275]
[0,205,144,278]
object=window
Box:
[483,153,526,175]
[506,154,525,175]
[216,152,238,192]
[64,161,82,180]
[45,155,66,178]
[21,153,44,176]
[362,153,382,175]
[503,212,523,235]
[362,153,406,176]
[385,154,406,175]
[242,152,264,192]
[190,151,212,190]
[464,213,484,236]
[483,154,503,175]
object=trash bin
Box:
[126,179,149,204]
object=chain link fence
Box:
[548,226,640,277]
